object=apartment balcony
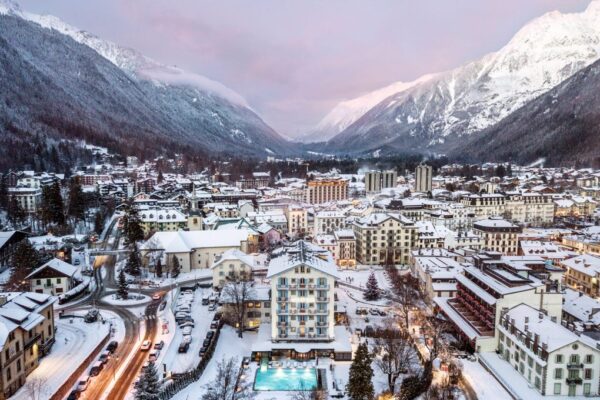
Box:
[448,298,495,337]
[316,297,329,302]
[315,284,329,289]
[566,377,582,385]
[276,297,289,302]
[567,363,584,370]
[24,333,41,349]
[277,321,287,327]
[316,321,328,327]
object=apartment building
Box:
[561,254,600,298]
[415,164,433,193]
[305,177,348,204]
[313,210,346,235]
[497,304,600,397]
[0,292,56,399]
[473,217,521,255]
[138,208,187,235]
[334,230,356,269]
[211,249,255,289]
[219,285,271,329]
[461,194,506,220]
[505,192,555,225]
[353,213,417,265]
[285,206,308,238]
[268,241,339,342]
[411,251,464,300]
[364,170,397,193]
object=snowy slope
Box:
[303,74,437,143]
[326,0,600,153]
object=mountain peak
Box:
[0,0,21,15]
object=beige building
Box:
[0,293,56,399]
[353,213,417,265]
[364,170,397,193]
[138,208,188,235]
[285,206,308,238]
[268,241,339,341]
[334,230,356,269]
[211,249,255,289]
[313,210,346,235]
[473,217,521,255]
[305,177,348,204]
[561,254,600,298]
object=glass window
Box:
[553,383,561,395]
[554,369,563,379]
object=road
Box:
[61,221,160,400]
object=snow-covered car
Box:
[182,326,193,335]
[182,335,192,344]
[208,303,217,312]
[140,340,152,351]
[152,294,161,300]
[179,321,195,328]
[154,340,164,350]
[76,376,90,392]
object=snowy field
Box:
[12,317,112,400]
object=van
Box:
[201,295,210,305]
[90,361,103,376]
[76,376,90,392]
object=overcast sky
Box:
[20,0,591,138]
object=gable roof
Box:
[26,258,77,280]
[267,241,339,279]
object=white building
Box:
[26,258,77,296]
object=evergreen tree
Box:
[171,255,181,278]
[155,258,162,278]
[67,178,86,224]
[135,359,160,400]
[6,197,26,226]
[41,182,65,226]
[0,174,8,209]
[363,271,380,301]
[126,244,142,276]
[123,200,144,244]
[117,269,129,299]
[346,342,374,400]
[8,240,40,290]
[157,169,164,183]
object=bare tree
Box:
[386,265,420,329]
[288,381,327,400]
[221,271,255,338]
[202,357,255,400]
[372,319,418,393]
[421,315,451,361]
[24,377,49,400]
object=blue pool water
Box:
[254,367,318,391]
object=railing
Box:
[566,377,582,385]
[24,333,42,349]
[567,363,583,369]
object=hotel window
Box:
[585,354,593,364]
[554,369,562,379]
[584,369,592,380]
[555,354,563,363]
[584,383,591,396]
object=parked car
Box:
[210,321,219,329]
[182,326,193,335]
[377,309,387,316]
[179,321,195,329]
[182,335,192,344]
[201,295,210,305]
[67,390,80,400]
[208,303,217,312]
[149,350,160,362]
[203,338,211,347]
[90,361,103,376]
[76,376,90,392]
[106,341,118,353]
[199,346,208,356]
[140,340,152,351]
[99,350,110,364]
[154,340,164,350]
[369,308,379,316]
[206,330,215,339]
[178,342,190,353]
[159,302,167,311]
[152,294,161,300]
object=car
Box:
[203,338,211,347]
[73,259,81,266]
[178,342,190,353]
[206,330,215,339]
[66,390,80,400]
[208,303,217,312]
[141,361,153,372]
[182,326,193,335]
[199,346,208,356]
[76,376,90,392]
[140,340,152,351]
[90,361,103,376]
[377,309,388,316]
[99,350,111,364]
[149,350,160,362]
[106,341,118,353]
[154,340,164,350]
[210,321,219,329]
[179,321,195,328]
[201,295,210,305]
[182,335,192,344]
[152,294,161,300]
[369,308,379,316]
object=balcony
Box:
[566,377,582,385]
[24,333,41,349]
[277,321,287,327]
[316,321,328,327]
[567,363,583,369]
[316,297,329,302]
[276,297,288,302]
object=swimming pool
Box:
[254,367,318,391]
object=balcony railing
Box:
[566,377,582,385]
[316,297,329,302]
[567,363,583,369]
[24,333,41,349]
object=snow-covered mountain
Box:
[326,0,600,154]
[0,0,291,159]
[302,74,437,143]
